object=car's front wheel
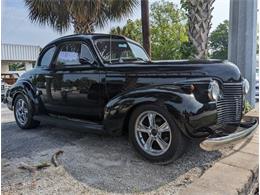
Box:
[14,94,40,129]
[129,104,187,164]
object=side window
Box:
[39,46,56,67]
[128,42,149,61]
[55,42,94,67]
[56,43,81,66]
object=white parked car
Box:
[1,80,11,102]
[1,73,19,102]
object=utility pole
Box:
[228,0,258,107]
[141,0,151,57]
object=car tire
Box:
[14,94,40,129]
[129,104,188,164]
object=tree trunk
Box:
[187,0,215,59]
[73,20,94,34]
[141,0,151,57]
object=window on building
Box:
[8,63,25,71]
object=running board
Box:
[33,115,105,134]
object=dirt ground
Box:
[1,104,233,194]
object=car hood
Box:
[108,60,242,83]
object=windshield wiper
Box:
[129,57,149,62]
[109,57,149,64]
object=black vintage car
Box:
[5,34,258,163]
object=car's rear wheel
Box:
[14,94,40,129]
[129,104,187,164]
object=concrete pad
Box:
[254,129,259,135]
[177,185,222,195]
[179,107,259,195]
[220,151,258,171]
[250,136,259,144]
[233,142,259,155]
[179,163,253,195]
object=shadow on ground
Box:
[2,119,223,194]
[61,135,222,193]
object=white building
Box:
[1,43,41,75]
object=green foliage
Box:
[243,100,252,114]
[180,0,190,12]
[111,19,142,43]
[179,41,196,59]
[209,20,229,59]
[150,1,190,60]
[111,1,193,60]
[9,63,25,71]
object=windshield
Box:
[94,39,149,63]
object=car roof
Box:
[45,33,135,48]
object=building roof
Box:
[1,43,41,61]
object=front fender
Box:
[6,79,39,112]
[103,85,217,138]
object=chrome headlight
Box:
[208,80,220,101]
[243,79,250,94]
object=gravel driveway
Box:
[1,103,232,194]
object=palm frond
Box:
[24,0,70,33]
[24,0,139,34]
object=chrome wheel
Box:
[15,99,28,125]
[134,111,172,156]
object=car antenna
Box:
[109,4,112,64]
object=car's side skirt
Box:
[33,114,105,134]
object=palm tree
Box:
[181,0,215,59]
[24,0,138,34]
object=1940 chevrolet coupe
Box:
[4,34,258,163]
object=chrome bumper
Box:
[200,119,258,151]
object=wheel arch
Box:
[9,80,39,113]
[121,101,156,135]
[103,87,189,136]
[103,85,218,138]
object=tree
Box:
[110,19,142,43]
[181,0,215,59]
[141,0,151,56]
[209,20,229,59]
[111,1,191,60]
[150,1,190,59]
[24,0,138,34]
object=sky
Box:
[1,0,230,47]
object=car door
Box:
[36,41,102,120]
[33,45,57,112]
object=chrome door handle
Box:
[44,75,53,79]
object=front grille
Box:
[216,83,243,124]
